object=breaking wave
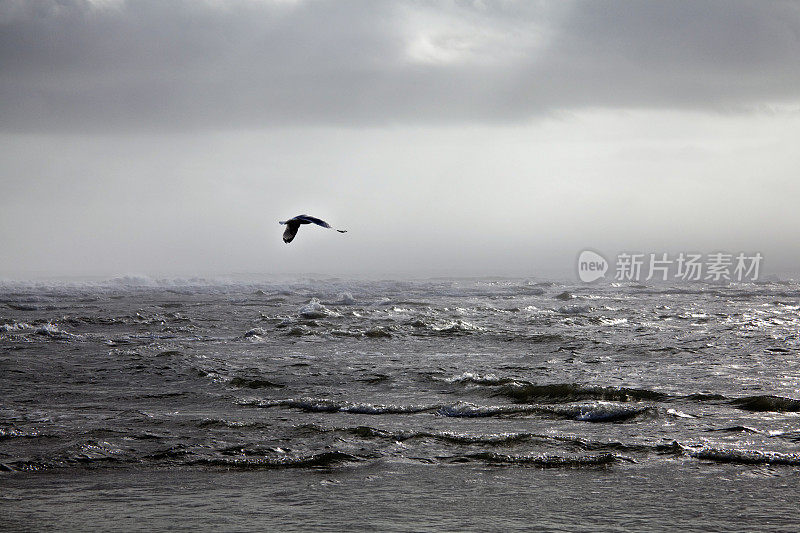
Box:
[298,298,338,319]
[442,372,519,386]
[0,321,73,339]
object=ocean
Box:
[2,277,799,531]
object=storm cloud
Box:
[2,0,799,132]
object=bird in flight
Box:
[279,214,347,243]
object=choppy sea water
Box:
[2,277,799,531]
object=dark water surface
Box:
[2,277,799,531]
[4,462,798,532]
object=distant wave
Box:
[499,382,668,403]
[690,448,800,466]
[228,376,284,389]
[0,426,52,441]
[441,372,520,386]
[730,395,800,412]
[543,401,652,422]
[0,321,73,339]
[238,397,650,423]
[188,451,359,470]
[458,451,621,467]
[237,397,437,415]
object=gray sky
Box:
[1,0,799,278]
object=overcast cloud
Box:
[2,0,799,131]
[1,1,799,279]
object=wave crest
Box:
[691,448,800,466]
[189,451,358,469]
[731,395,800,412]
[499,383,667,403]
[462,451,620,467]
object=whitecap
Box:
[1,321,73,339]
[298,298,337,319]
[0,321,33,332]
[596,317,628,326]
[242,327,269,340]
[442,372,514,386]
[431,320,484,334]
[666,408,696,419]
[335,292,357,305]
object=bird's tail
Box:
[336,229,347,233]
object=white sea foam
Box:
[444,372,501,384]
[298,298,338,319]
[335,292,357,305]
[0,321,33,332]
[242,327,269,340]
[666,408,696,419]
[0,321,72,339]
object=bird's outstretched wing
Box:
[282,221,301,243]
[295,215,332,228]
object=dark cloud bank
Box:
[2,0,799,132]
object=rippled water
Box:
[2,277,800,530]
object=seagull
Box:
[279,214,347,243]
